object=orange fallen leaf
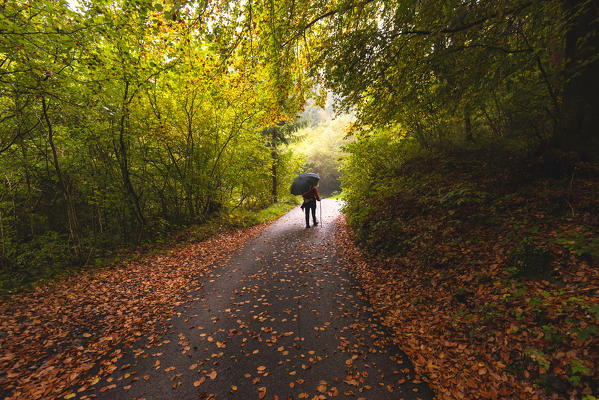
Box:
[193,377,206,387]
[258,387,267,399]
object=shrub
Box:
[509,239,553,279]
[555,230,599,259]
[453,287,474,304]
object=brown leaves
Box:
[336,188,599,400]
[0,225,266,399]
[316,380,327,393]
[193,377,206,387]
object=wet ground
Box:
[83,199,433,400]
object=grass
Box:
[326,190,344,200]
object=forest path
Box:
[84,199,432,400]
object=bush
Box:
[0,232,77,295]
[555,230,599,259]
[509,239,554,279]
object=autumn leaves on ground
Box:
[1,159,598,400]
[339,150,599,400]
[0,224,266,399]
[1,202,435,400]
[3,0,599,399]
[2,152,598,400]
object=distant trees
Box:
[262,120,303,203]
[273,0,599,155]
[293,114,353,196]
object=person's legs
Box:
[304,204,310,227]
[311,203,317,225]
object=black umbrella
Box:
[290,172,320,195]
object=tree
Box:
[560,0,599,155]
[0,0,307,289]
[266,0,597,155]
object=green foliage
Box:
[340,127,417,234]
[0,0,309,294]
[555,231,599,259]
[524,348,551,370]
[541,324,563,343]
[576,325,599,343]
[0,232,75,295]
[304,0,567,151]
[438,184,488,208]
[569,360,591,386]
[293,114,353,196]
[227,198,300,229]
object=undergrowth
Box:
[340,137,599,399]
[0,198,299,297]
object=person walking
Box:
[301,185,320,228]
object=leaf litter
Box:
[0,224,266,399]
[1,203,434,400]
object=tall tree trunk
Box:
[42,97,82,257]
[272,158,278,203]
[184,95,196,219]
[117,80,145,232]
[464,107,473,142]
[271,128,278,203]
[0,210,5,258]
[560,0,599,156]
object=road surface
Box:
[83,199,433,400]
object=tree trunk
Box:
[272,158,278,203]
[42,97,82,257]
[560,0,599,156]
[464,109,473,142]
[117,80,146,232]
[271,128,278,203]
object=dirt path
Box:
[43,200,434,399]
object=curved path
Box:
[85,200,433,400]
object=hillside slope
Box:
[338,150,598,399]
